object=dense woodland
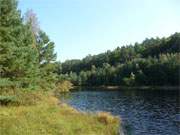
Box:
[59,33,180,86]
[0,0,59,91]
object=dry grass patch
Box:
[97,112,120,125]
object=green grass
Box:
[0,94,120,135]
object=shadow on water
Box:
[60,88,180,135]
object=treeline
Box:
[0,0,61,91]
[1,0,179,89]
[59,33,180,86]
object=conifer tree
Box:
[0,0,39,89]
[36,31,57,90]
[24,9,57,90]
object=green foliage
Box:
[14,90,45,106]
[0,0,58,91]
[35,30,57,90]
[0,78,14,88]
[0,96,17,106]
[55,81,73,94]
[0,0,40,89]
[123,73,135,86]
[0,88,46,106]
[59,33,180,87]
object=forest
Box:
[59,33,180,86]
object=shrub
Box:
[15,90,45,106]
[55,81,73,94]
[0,96,17,106]
[0,89,46,106]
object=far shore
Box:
[72,85,180,90]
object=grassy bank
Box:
[0,91,120,135]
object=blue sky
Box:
[19,0,180,62]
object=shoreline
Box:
[72,85,180,90]
[0,93,120,135]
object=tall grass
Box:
[0,89,120,135]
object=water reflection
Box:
[60,88,180,135]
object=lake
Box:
[60,88,180,135]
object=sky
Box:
[18,0,180,62]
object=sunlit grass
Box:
[0,92,120,135]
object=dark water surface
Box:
[60,88,180,135]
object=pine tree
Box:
[36,31,57,90]
[24,9,57,90]
[0,0,39,89]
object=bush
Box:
[15,90,45,106]
[0,89,46,106]
[55,81,73,94]
[0,96,17,106]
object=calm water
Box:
[60,88,180,135]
